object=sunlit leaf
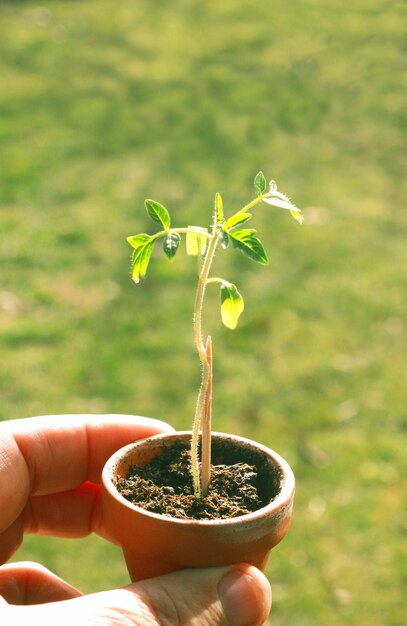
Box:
[263,183,304,223]
[229,229,268,265]
[215,192,223,224]
[163,232,181,260]
[131,239,155,283]
[186,227,208,256]
[127,233,153,249]
[145,199,171,230]
[220,283,244,329]
[224,213,252,231]
[263,195,301,213]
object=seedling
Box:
[127,172,303,499]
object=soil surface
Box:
[116,441,280,520]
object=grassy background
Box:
[1,0,406,624]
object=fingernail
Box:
[218,567,267,626]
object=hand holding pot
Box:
[0,414,271,625]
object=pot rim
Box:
[102,430,295,527]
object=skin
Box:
[0,414,271,625]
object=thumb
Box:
[7,564,271,626]
[135,564,271,626]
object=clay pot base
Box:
[116,438,282,520]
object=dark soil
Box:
[116,440,281,520]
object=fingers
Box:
[20,481,115,541]
[4,565,271,626]
[0,562,82,605]
[0,483,103,565]
[0,414,173,534]
[23,481,102,538]
[0,517,24,564]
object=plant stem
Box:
[236,195,263,215]
[201,336,212,497]
[190,193,268,496]
[191,224,220,498]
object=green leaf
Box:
[254,171,267,195]
[220,230,229,249]
[220,283,244,329]
[163,232,181,260]
[224,212,252,231]
[186,227,208,256]
[229,229,268,265]
[131,239,155,283]
[145,199,171,230]
[215,192,223,224]
[127,233,153,249]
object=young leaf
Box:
[215,192,223,224]
[229,229,268,265]
[224,212,252,231]
[131,239,155,283]
[186,227,208,256]
[263,195,301,213]
[145,199,171,230]
[254,171,267,195]
[262,186,304,224]
[163,232,181,260]
[127,233,153,250]
[220,283,244,329]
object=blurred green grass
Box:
[0,0,406,624]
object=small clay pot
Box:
[102,431,295,582]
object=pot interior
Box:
[114,434,283,506]
[209,436,283,504]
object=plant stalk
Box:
[191,225,220,498]
[236,194,263,215]
[200,336,212,497]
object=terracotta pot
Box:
[102,431,295,582]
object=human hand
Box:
[0,414,271,624]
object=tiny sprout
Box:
[127,172,303,498]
